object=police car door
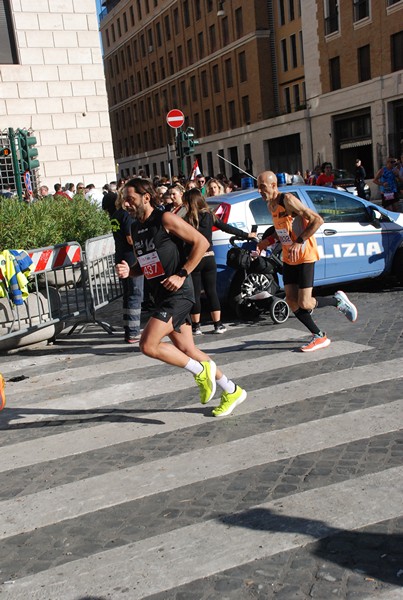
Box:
[305,189,387,281]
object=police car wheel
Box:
[269,298,289,324]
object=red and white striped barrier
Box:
[28,243,81,273]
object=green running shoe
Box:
[212,385,247,418]
[194,360,217,404]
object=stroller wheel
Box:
[270,298,289,324]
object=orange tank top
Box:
[271,194,319,265]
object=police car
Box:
[208,185,403,305]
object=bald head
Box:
[257,170,278,202]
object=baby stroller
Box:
[226,232,289,324]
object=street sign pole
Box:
[166,109,185,177]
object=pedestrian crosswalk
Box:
[0,325,402,599]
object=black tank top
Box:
[131,209,194,305]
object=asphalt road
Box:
[0,279,402,600]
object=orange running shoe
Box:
[300,333,331,352]
[0,374,5,411]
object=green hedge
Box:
[0,195,111,251]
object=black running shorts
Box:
[151,296,193,332]
[282,262,315,289]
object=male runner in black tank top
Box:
[115,178,247,417]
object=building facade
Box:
[101,0,402,184]
[0,0,116,189]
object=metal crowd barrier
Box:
[0,234,123,351]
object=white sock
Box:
[216,374,236,394]
[184,358,204,376]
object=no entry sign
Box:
[166,109,185,129]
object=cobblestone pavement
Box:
[0,279,402,600]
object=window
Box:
[358,44,371,81]
[225,58,233,87]
[187,38,193,64]
[173,8,179,34]
[154,93,161,115]
[127,45,132,67]
[145,0,150,13]
[290,34,297,68]
[391,31,403,72]
[307,191,370,223]
[190,75,197,101]
[105,29,110,47]
[209,24,216,52]
[156,22,162,47]
[183,0,190,28]
[117,18,121,37]
[281,39,288,71]
[324,0,339,35]
[213,64,221,92]
[115,55,120,75]
[279,0,285,25]
[147,28,154,51]
[133,40,138,61]
[195,0,201,20]
[288,0,295,20]
[111,23,115,43]
[353,0,370,22]
[293,84,300,108]
[222,16,229,46]
[198,32,204,59]
[329,56,341,90]
[235,7,243,38]
[205,109,212,135]
[171,84,178,106]
[241,96,250,123]
[136,0,142,20]
[168,52,174,75]
[130,6,134,26]
[228,100,236,128]
[164,15,171,40]
[284,87,291,112]
[181,80,188,105]
[120,49,125,70]
[216,105,223,131]
[238,51,247,82]
[144,67,149,87]
[201,70,208,97]
[159,57,165,79]
[299,30,304,64]
[123,12,128,32]
[206,0,213,11]
[387,0,401,5]
[140,34,146,57]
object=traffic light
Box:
[183,127,199,156]
[18,129,40,171]
[0,147,10,157]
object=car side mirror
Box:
[368,207,382,227]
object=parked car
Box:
[332,168,371,200]
[207,186,403,306]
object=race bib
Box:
[137,251,165,279]
[275,228,293,246]
[384,192,395,201]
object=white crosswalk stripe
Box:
[0,326,402,599]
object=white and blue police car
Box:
[207,185,403,305]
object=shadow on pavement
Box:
[219,507,403,587]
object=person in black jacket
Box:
[354,159,366,200]
[110,193,144,343]
[183,188,257,334]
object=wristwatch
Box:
[176,268,188,278]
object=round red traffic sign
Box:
[166,109,185,129]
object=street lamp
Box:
[217,0,225,17]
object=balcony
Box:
[99,0,122,22]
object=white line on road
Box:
[1,466,402,599]
[0,399,401,540]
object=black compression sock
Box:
[294,308,321,336]
[315,296,338,308]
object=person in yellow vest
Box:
[257,170,357,352]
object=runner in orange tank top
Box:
[257,171,358,352]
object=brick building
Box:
[100,0,402,185]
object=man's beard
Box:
[127,202,146,221]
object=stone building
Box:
[0,0,116,189]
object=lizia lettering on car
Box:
[317,241,383,259]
